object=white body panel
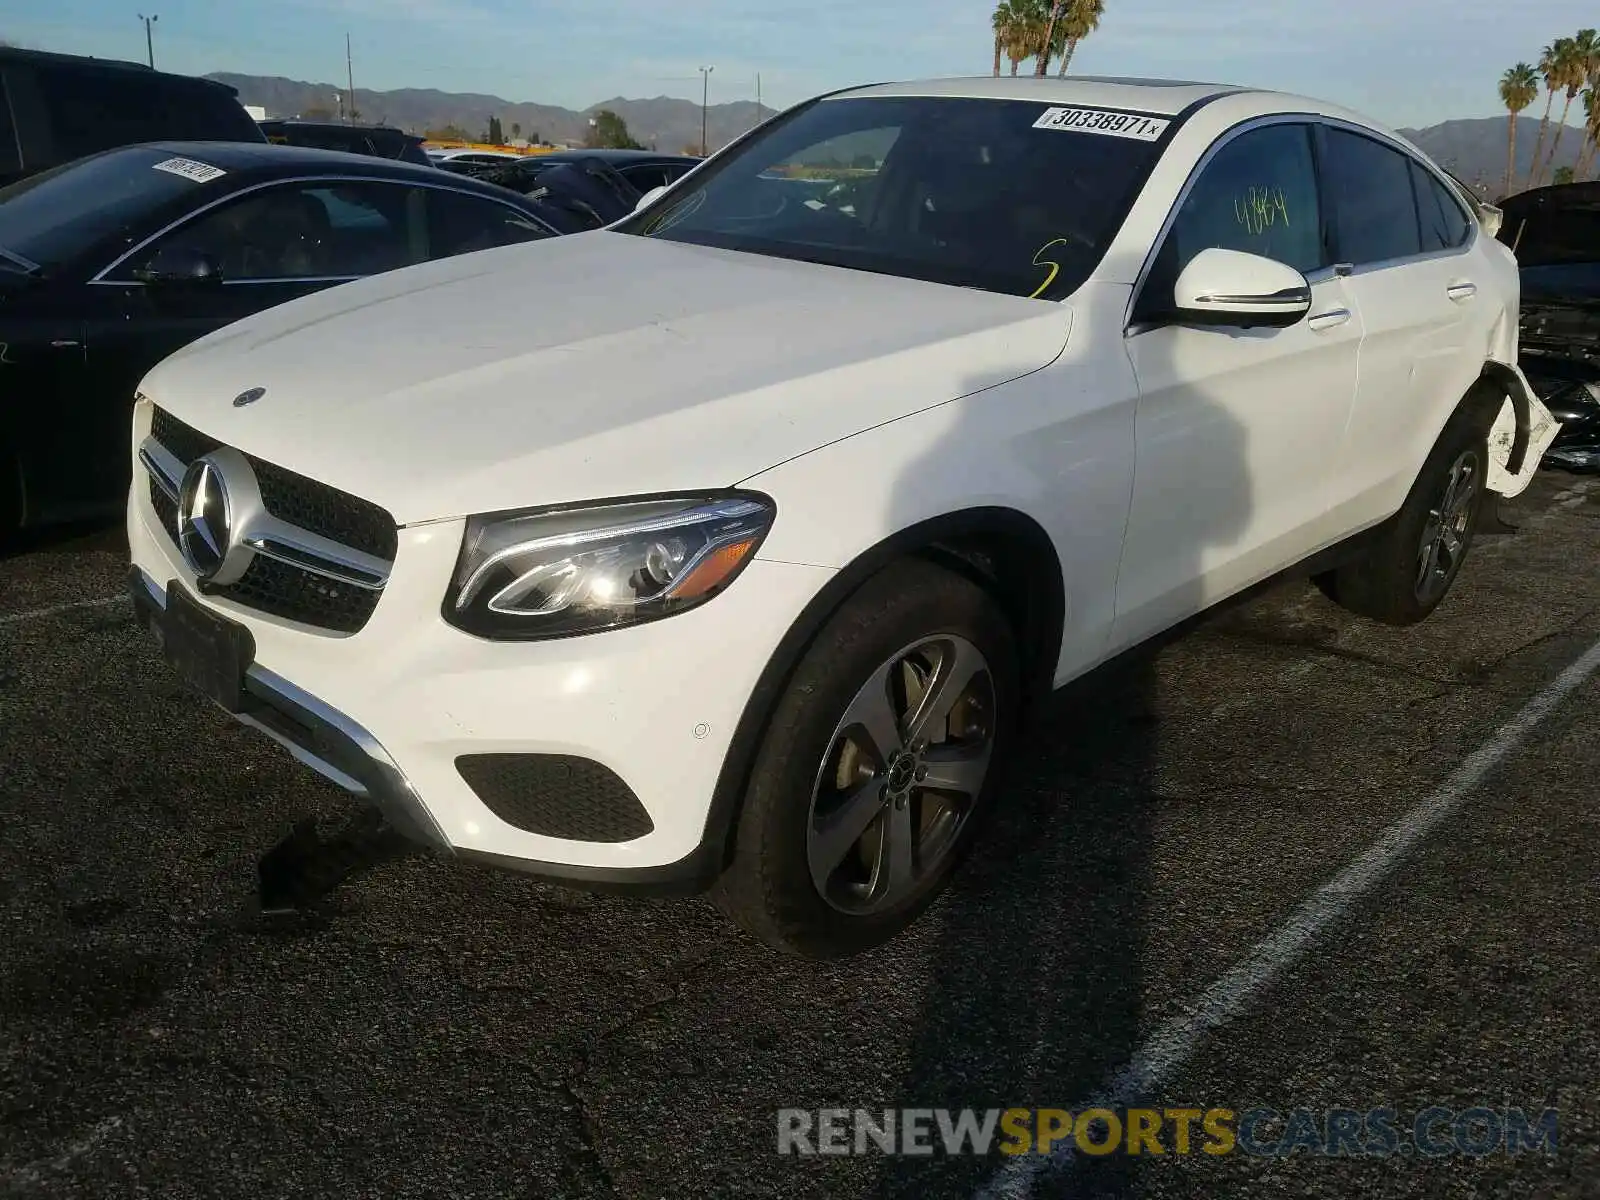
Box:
[126,77,1558,877]
[141,234,1071,524]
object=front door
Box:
[1115,121,1363,648]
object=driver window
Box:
[1139,123,1324,317]
[124,180,422,282]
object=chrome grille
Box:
[142,407,396,635]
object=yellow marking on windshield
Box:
[1029,238,1074,300]
[1236,187,1291,236]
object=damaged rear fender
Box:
[1482,359,1561,499]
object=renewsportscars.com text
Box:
[776,1106,1559,1158]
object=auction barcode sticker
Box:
[1032,107,1170,141]
[151,156,228,183]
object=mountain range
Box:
[209,72,1588,190]
[207,72,774,154]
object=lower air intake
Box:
[455,754,655,843]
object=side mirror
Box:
[1172,247,1312,329]
[133,246,223,287]
[634,184,668,212]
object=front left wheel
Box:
[711,558,1020,959]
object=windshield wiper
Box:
[0,246,43,277]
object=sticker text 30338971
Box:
[1032,107,1170,142]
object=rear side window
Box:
[1411,161,1472,253]
[1322,127,1422,266]
[33,65,258,162]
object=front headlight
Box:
[444,493,776,640]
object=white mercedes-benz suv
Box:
[127,77,1557,958]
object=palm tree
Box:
[1056,0,1106,75]
[1542,31,1595,184]
[1034,1,1064,75]
[1528,41,1564,188]
[1500,63,1539,197]
[1576,87,1600,180]
[993,0,1045,75]
[991,1,1010,75]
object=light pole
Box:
[698,64,714,156]
[137,12,157,68]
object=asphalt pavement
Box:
[1,477,1597,1200]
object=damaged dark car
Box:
[1499,181,1600,471]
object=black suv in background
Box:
[258,119,433,166]
[0,47,264,187]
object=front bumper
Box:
[128,488,835,894]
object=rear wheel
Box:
[711,558,1020,959]
[1317,392,1499,626]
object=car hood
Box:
[140,231,1072,525]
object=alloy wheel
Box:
[1415,449,1481,605]
[805,634,997,915]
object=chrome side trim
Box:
[1191,287,1312,307]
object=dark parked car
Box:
[0,141,571,534]
[259,119,433,166]
[459,150,702,228]
[0,47,264,188]
[455,148,701,196]
[1498,182,1600,470]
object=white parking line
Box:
[976,631,1600,1200]
[0,595,128,628]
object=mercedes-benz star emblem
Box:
[177,458,232,580]
[232,386,266,408]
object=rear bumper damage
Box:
[1486,360,1562,496]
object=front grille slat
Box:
[145,407,395,635]
[227,555,379,634]
[252,458,398,562]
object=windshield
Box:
[0,147,227,272]
[615,94,1168,299]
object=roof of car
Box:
[834,76,1253,117]
[260,119,414,136]
[0,46,241,93]
[110,140,518,188]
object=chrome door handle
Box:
[1307,308,1352,331]
[1446,282,1478,302]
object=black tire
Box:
[1317,389,1502,626]
[711,557,1021,959]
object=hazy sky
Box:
[3,0,1594,126]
